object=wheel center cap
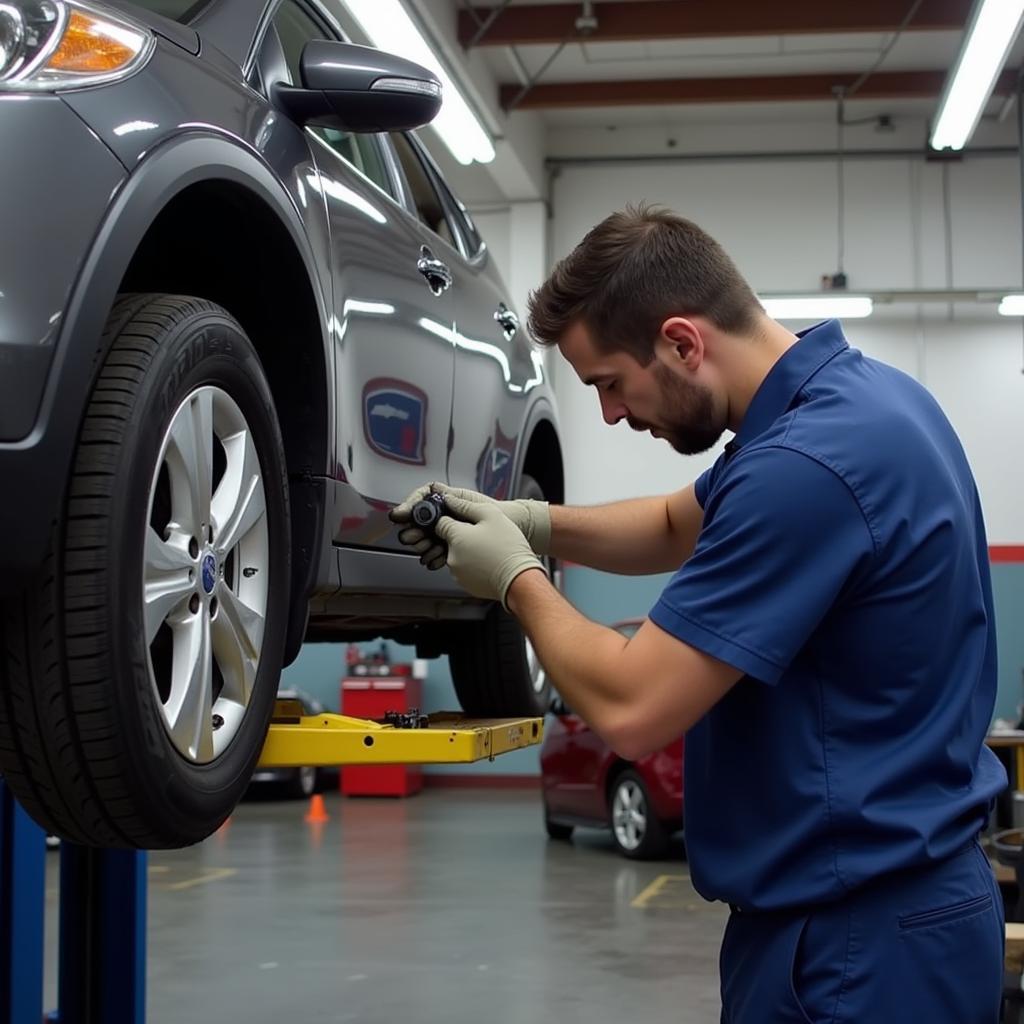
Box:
[201,553,217,594]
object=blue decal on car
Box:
[475,421,518,499]
[362,377,428,465]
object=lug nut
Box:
[209,596,218,617]
[189,537,199,559]
[189,594,200,614]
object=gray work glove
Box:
[388,481,551,571]
[433,494,547,609]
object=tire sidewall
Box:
[103,305,290,843]
[510,472,552,713]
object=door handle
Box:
[494,302,519,340]
[417,246,452,296]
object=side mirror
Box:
[274,41,442,133]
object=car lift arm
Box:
[259,699,544,768]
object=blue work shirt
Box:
[649,319,1007,912]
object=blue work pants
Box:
[720,842,1004,1023]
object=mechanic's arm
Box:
[506,568,742,759]
[392,481,702,575]
[547,484,703,575]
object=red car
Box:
[540,621,685,859]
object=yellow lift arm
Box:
[258,699,544,768]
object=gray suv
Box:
[0,0,563,848]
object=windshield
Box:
[129,0,209,20]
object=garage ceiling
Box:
[457,0,1024,133]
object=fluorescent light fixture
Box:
[761,296,874,320]
[343,0,495,165]
[998,293,1024,315]
[930,0,1024,151]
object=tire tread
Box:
[0,294,250,846]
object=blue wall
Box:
[562,564,1024,728]
[282,561,1024,777]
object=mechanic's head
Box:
[528,204,764,455]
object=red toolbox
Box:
[340,676,424,797]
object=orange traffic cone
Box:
[304,793,329,823]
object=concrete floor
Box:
[43,789,726,1024]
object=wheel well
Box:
[522,419,564,504]
[605,759,631,812]
[119,180,328,657]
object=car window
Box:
[453,200,483,256]
[274,1,328,87]
[316,129,395,198]
[390,132,458,248]
[415,148,484,257]
[271,1,396,199]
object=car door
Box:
[268,3,456,550]
[545,706,608,822]
[391,136,542,500]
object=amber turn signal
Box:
[45,9,142,75]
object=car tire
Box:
[448,473,554,716]
[609,770,669,860]
[545,815,573,842]
[0,294,291,848]
[290,766,318,799]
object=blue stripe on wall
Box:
[281,561,1024,777]
[563,564,1024,727]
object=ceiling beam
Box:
[460,0,974,47]
[500,69,1018,109]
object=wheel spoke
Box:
[166,389,214,539]
[143,528,194,644]
[212,583,264,706]
[166,613,215,762]
[213,428,266,556]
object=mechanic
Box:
[390,204,1007,1022]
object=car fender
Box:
[6,130,331,586]
[513,394,560,494]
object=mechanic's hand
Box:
[388,481,448,570]
[388,482,551,570]
[433,494,547,609]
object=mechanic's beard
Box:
[640,365,723,455]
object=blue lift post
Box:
[0,777,146,1024]
[0,777,45,1024]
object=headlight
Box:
[0,0,153,91]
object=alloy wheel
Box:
[612,778,648,852]
[142,386,269,764]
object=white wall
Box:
[541,154,1024,544]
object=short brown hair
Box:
[528,204,762,363]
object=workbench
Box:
[986,731,1024,794]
